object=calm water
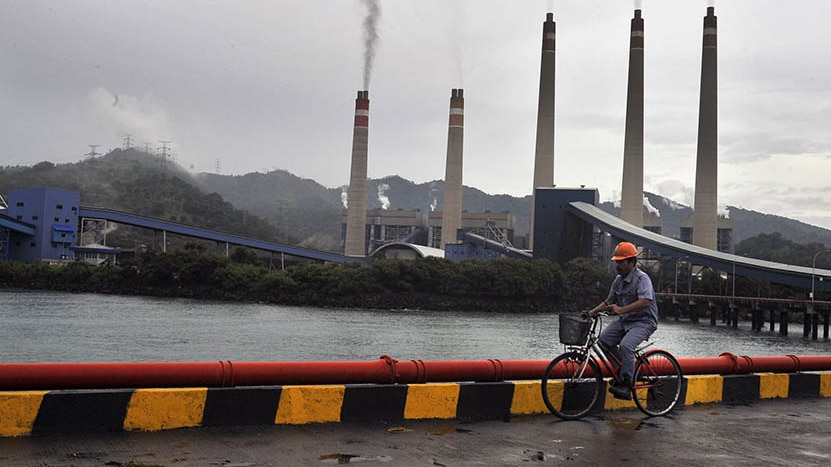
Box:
[1,289,828,363]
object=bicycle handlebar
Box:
[580,310,613,320]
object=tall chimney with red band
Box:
[440,89,464,249]
[692,7,718,249]
[620,9,645,228]
[344,90,370,257]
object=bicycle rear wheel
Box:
[632,349,683,417]
[541,351,603,420]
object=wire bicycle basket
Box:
[558,314,590,345]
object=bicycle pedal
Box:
[608,385,632,400]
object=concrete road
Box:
[1,398,829,466]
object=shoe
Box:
[609,383,632,400]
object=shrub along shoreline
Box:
[0,249,613,313]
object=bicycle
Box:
[541,311,684,420]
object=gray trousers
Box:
[598,318,657,385]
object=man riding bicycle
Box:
[587,241,659,400]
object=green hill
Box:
[0,149,290,250]
[2,149,830,255]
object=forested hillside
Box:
[0,150,289,250]
[2,148,830,256]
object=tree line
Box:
[0,248,613,313]
[2,230,825,311]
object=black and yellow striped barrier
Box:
[1,372,829,437]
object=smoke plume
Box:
[377,182,390,210]
[449,2,465,86]
[341,186,349,209]
[429,183,439,212]
[360,0,381,89]
[88,87,173,152]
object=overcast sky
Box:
[2,0,830,230]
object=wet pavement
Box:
[1,398,829,466]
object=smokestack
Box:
[440,88,464,249]
[692,6,718,249]
[344,90,370,257]
[529,12,556,249]
[619,9,645,227]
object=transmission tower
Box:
[85,144,100,160]
[214,158,222,174]
[157,140,172,169]
[123,133,133,149]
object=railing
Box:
[657,293,831,311]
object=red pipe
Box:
[1,354,829,391]
[0,357,398,390]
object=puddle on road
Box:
[603,414,663,431]
[386,426,414,433]
[319,453,393,464]
[428,425,474,436]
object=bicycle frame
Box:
[563,314,654,388]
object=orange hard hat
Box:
[611,241,639,261]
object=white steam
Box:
[87,88,174,153]
[643,196,660,216]
[429,182,439,212]
[341,186,349,209]
[377,182,390,210]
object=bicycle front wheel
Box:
[632,349,683,417]
[541,351,603,420]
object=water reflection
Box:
[0,289,827,363]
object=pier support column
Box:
[811,313,819,341]
[709,302,718,326]
[727,303,739,329]
[689,302,700,324]
[752,305,765,332]
[824,313,829,340]
[666,298,682,320]
[803,311,811,338]
[779,310,789,336]
[769,309,776,332]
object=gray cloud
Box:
[1,0,830,230]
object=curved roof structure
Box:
[370,242,445,260]
[567,201,831,292]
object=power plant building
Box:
[341,209,515,258]
[681,215,733,254]
[339,9,732,259]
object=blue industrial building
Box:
[1,188,80,263]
